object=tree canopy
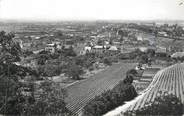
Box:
[0,31,69,115]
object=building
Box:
[108,46,119,54]
[91,45,106,54]
[45,44,55,53]
[171,52,184,58]
[158,31,168,37]
[155,46,168,57]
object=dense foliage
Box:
[83,75,137,116]
[23,80,70,116]
[35,49,119,79]
[0,31,31,115]
[119,49,143,60]
[0,31,69,116]
[64,62,84,80]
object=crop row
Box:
[120,63,184,113]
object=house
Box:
[104,41,110,45]
[171,52,184,58]
[108,46,118,51]
[155,46,168,57]
[45,46,55,53]
[158,31,168,37]
[138,47,148,52]
[91,45,106,54]
[45,44,55,53]
[138,46,156,53]
[33,49,44,54]
[113,41,121,47]
[84,46,92,52]
[108,46,119,54]
[23,43,32,48]
[79,46,92,55]
[139,67,160,82]
[137,35,143,41]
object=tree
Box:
[23,80,70,116]
[54,30,63,38]
[64,63,84,80]
[118,30,129,42]
[103,57,112,66]
[97,39,104,45]
[42,63,61,77]
[139,54,149,64]
[147,49,155,57]
[36,50,51,65]
[0,31,69,116]
[23,49,34,57]
[75,55,86,67]
[84,57,96,69]
[63,46,77,57]
[37,54,50,65]
[124,75,134,84]
[109,38,113,45]
[0,31,33,115]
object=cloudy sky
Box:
[0,0,184,21]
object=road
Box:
[65,62,136,115]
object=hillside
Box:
[105,63,184,116]
[65,62,136,115]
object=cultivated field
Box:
[105,63,184,116]
[65,62,136,115]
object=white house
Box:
[108,46,118,51]
[137,35,143,41]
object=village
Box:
[0,20,184,116]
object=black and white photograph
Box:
[0,0,184,116]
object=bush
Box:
[126,69,138,76]
[23,50,34,56]
[43,64,61,76]
[118,49,143,60]
[103,57,112,66]
[22,81,70,116]
[138,54,149,64]
[37,54,50,65]
[63,46,77,57]
[83,81,137,116]
[123,75,134,84]
[88,66,94,71]
[147,48,155,57]
[0,31,69,116]
[64,63,84,80]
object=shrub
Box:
[0,31,69,116]
[123,75,134,84]
[23,50,34,56]
[138,54,149,64]
[103,57,112,66]
[126,69,138,76]
[64,63,84,80]
[22,81,70,116]
[88,66,94,71]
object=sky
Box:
[0,0,184,21]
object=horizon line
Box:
[0,18,184,23]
